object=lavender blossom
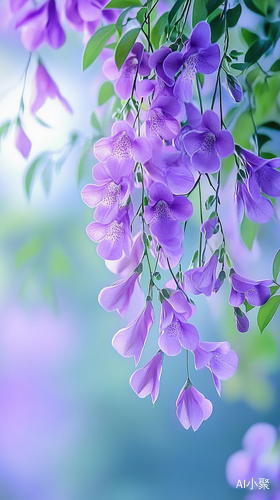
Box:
[159,290,199,355]
[16,0,65,51]
[176,381,212,431]
[183,110,234,174]
[144,183,193,257]
[141,96,181,147]
[15,121,31,159]
[229,270,273,307]
[30,63,72,114]
[236,178,274,224]
[98,268,143,318]
[112,299,154,365]
[184,254,218,297]
[130,351,163,404]
[10,0,28,13]
[163,22,220,102]
[234,307,249,333]
[105,231,143,277]
[86,206,132,260]
[94,121,151,184]
[193,341,238,395]
[103,43,150,100]
[201,215,218,239]
[65,0,117,37]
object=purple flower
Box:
[81,177,132,224]
[229,270,273,307]
[94,121,151,184]
[65,0,117,37]
[240,148,280,198]
[15,121,31,159]
[193,341,238,395]
[159,290,199,355]
[144,144,194,195]
[176,381,212,431]
[227,74,243,102]
[112,299,154,365]
[98,268,143,318]
[144,183,193,257]
[129,351,163,404]
[10,0,28,13]
[226,423,278,488]
[103,43,150,100]
[30,63,72,114]
[234,307,249,333]
[163,22,220,102]
[183,110,234,174]
[236,179,274,224]
[86,206,132,260]
[16,0,65,51]
[150,238,183,270]
[184,254,218,297]
[141,96,181,147]
[201,215,218,239]
[149,46,173,86]
[105,231,143,277]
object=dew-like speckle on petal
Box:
[106,220,124,242]
[154,200,173,221]
[166,321,181,338]
[201,133,216,154]
[112,132,132,158]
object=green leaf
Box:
[41,164,52,195]
[241,28,258,46]
[115,28,140,70]
[270,59,280,72]
[268,21,280,46]
[98,81,115,106]
[136,7,147,24]
[151,12,168,49]
[25,153,47,199]
[240,215,259,250]
[257,133,271,150]
[90,111,101,132]
[230,49,243,59]
[206,0,224,15]
[34,116,51,128]
[205,194,215,210]
[261,120,280,131]
[83,24,116,70]
[243,0,265,16]
[168,0,185,24]
[209,10,225,43]
[77,141,92,184]
[270,285,280,297]
[192,0,208,27]
[244,39,272,65]
[257,295,280,332]
[15,237,41,266]
[0,120,11,140]
[272,249,280,283]
[105,0,141,8]
[244,299,255,312]
[231,62,250,71]
[116,6,134,35]
[226,3,242,28]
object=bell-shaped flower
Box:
[229,270,273,307]
[16,0,65,51]
[65,0,117,38]
[234,307,249,333]
[236,178,274,224]
[183,110,234,174]
[159,290,199,355]
[184,253,218,297]
[163,22,220,102]
[81,176,132,224]
[14,121,31,159]
[193,341,238,395]
[144,183,193,257]
[149,46,173,86]
[144,144,194,195]
[94,120,151,184]
[141,96,181,148]
[105,231,143,277]
[86,206,132,260]
[150,238,183,270]
[112,299,154,365]
[176,381,212,431]
[98,267,144,318]
[226,74,243,102]
[201,215,218,239]
[103,42,150,100]
[129,351,163,404]
[30,63,72,114]
[240,148,280,198]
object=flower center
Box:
[182,55,198,81]
[123,57,138,79]
[166,321,181,338]
[101,182,121,206]
[112,132,132,158]
[153,200,172,221]
[149,111,165,135]
[201,132,216,154]
[106,220,124,242]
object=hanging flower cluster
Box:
[80,17,280,432]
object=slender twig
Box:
[198,181,203,267]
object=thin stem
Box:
[187,173,201,198]
[248,91,259,155]
[196,73,203,114]
[18,52,32,116]
[186,350,190,380]
[198,181,203,267]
